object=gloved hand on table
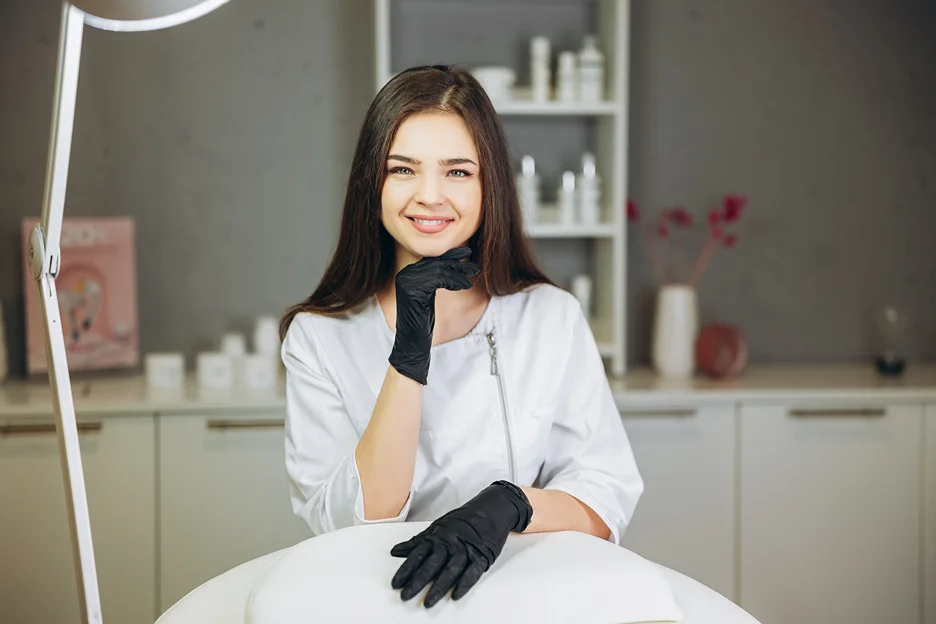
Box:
[388,246,480,385]
[390,480,534,608]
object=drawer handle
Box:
[619,409,696,418]
[0,422,103,436]
[206,419,284,430]
[788,408,886,418]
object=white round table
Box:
[156,528,760,624]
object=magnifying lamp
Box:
[28,2,230,623]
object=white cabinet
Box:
[739,402,923,624]
[926,404,936,624]
[0,413,156,624]
[158,412,312,612]
[618,404,737,601]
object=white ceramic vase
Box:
[651,284,698,378]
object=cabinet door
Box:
[618,404,736,601]
[159,412,311,612]
[0,414,156,624]
[740,403,922,624]
[926,404,936,624]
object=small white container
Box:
[577,34,605,103]
[557,171,577,225]
[253,316,281,357]
[242,354,278,390]
[197,352,234,390]
[220,333,246,356]
[516,155,541,224]
[471,66,516,102]
[530,36,551,102]
[571,275,593,317]
[145,353,185,389]
[556,51,577,103]
[577,152,601,225]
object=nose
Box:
[415,173,443,207]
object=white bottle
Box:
[516,155,541,224]
[253,316,281,357]
[577,35,604,103]
[571,274,593,318]
[557,171,577,225]
[577,152,601,225]
[556,51,577,103]
[530,36,551,102]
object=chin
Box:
[403,235,465,259]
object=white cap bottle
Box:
[577,152,601,225]
[557,171,577,225]
[556,51,577,103]
[577,35,604,103]
[516,155,541,224]
[530,36,551,102]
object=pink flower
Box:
[671,206,692,226]
[722,195,747,222]
[708,209,721,226]
[657,224,669,238]
[722,234,738,248]
[626,200,640,221]
[711,226,723,240]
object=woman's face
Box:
[381,112,482,268]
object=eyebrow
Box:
[387,154,477,167]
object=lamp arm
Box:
[28,3,103,624]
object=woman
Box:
[279,65,643,608]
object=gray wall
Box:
[1,0,934,378]
[627,0,936,365]
[0,0,374,377]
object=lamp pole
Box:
[28,3,231,622]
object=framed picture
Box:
[22,217,139,375]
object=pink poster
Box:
[22,217,139,375]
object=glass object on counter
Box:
[873,303,908,376]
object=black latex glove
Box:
[390,480,533,608]
[388,246,479,385]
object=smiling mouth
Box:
[407,216,454,234]
[409,217,452,225]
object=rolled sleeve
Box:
[537,298,644,545]
[283,315,412,535]
[350,456,414,525]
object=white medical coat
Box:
[281,283,643,544]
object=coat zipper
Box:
[487,331,515,482]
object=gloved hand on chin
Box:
[388,246,480,385]
[389,480,533,608]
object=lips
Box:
[407,216,454,234]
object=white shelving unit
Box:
[374,0,631,376]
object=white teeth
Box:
[413,218,447,226]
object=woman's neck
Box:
[377,254,490,345]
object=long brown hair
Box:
[280,64,553,340]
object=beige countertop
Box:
[2,363,936,419]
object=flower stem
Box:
[691,235,719,286]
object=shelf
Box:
[524,204,618,238]
[375,0,629,376]
[493,99,618,116]
[526,223,617,238]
